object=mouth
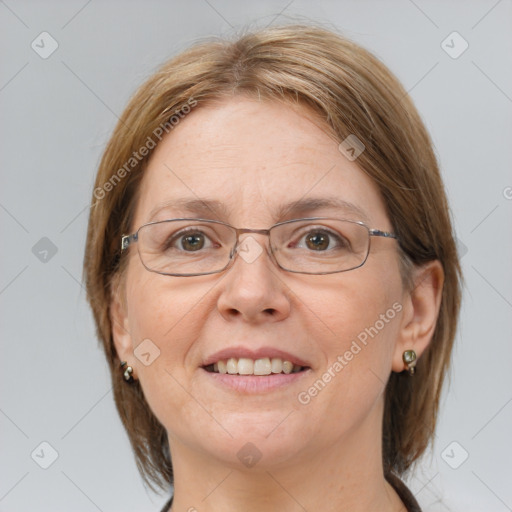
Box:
[202,357,309,376]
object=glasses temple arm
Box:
[369,229,398,240]
[121,233,138,251]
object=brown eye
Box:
[180,233,205,251]
[305,231,330,251]
[290,226,350,253]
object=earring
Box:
[402,350,417,375]
[120,361,134,383]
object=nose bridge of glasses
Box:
[230,227,275,265]
[236,227,271,236]
[234,227,272,247]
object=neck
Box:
[167,399,405,512]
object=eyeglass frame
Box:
[120,217,399,277]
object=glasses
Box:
[120,217,398,277]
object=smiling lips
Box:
[202,346,311,376]
[205,357,304,375]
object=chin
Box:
[207,436,308,472]
[190,410,314,468]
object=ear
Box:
[110,274,135,373]
[392,260,444,373]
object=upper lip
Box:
[202,346,311,368]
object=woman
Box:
[84,24,461,511]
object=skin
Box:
[111,96,444,512]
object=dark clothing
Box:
[385,472,422,512]
[159,471,421,511]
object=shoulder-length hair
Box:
[83,24,462,491]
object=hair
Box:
[83,23,462,492]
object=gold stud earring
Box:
[402,350,417,375]
[120,361,134,383]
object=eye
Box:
[305,230,329,251]
[179,232,206,251]
[167,228,217,252]
[292,227,350,252]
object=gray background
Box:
[1,1,511,511]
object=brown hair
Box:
[83,24,462,491]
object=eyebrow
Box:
[148,197,370,224]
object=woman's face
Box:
[113,96,408,470]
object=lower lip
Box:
[201,368,311,393]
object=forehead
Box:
[133,97,388,228]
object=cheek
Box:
[299,266,402,420]
[309,264,401,352]
[125,269,210,348]
[123,273,211,415]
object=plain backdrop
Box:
[1,1,511,511]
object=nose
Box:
[216,234,291,323]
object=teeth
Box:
[271,358,282,373]
[238,358,254,375]
[207,357,303,375]
[282,360,293,374]
[226,358,238,374]
[254,357,271,375]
